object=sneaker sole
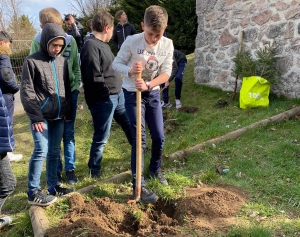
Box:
[28,196,57,206]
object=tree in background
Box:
[108,0,197,54]
[0,0,36,40]
[163,0,197,54]
[8,15,36,40]
[68,0,112,18]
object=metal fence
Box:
[10,40,32,83]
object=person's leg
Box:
[62,90,79,184]
[0,153,16,214]
[113,90,132,146]
[27,120,48,193]
[46,119,65,191]
[161,83,169,104]
[123,89,146,188]
[145,89,165,174]
[174,59,187,101]
[3,94,23,162]
[124,90,159,203]
[88,97,115,176]
[62,90,78,171]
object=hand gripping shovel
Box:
[128,72,142,204]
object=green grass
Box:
[2,53,300,236]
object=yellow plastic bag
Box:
[239,76,270,109]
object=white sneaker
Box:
[7,152,23,162]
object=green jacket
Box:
[30,33,81,92]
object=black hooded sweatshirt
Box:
[20,23,72,123]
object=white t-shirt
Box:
[112,32,174,92]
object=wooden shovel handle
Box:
[135,72,142,201]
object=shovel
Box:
[128,72,142,204]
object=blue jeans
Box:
[28,119,64,193]
[0,153,16,214]
[162,59,187,102]
[123,89,165,188]
[58,90,78,172]
[3,94,14,124]
[88,90,132,175]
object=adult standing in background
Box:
[112,10,137,51]
[64,14,84,53]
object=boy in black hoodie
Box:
[80,10,132,178]
[21,23,73,206]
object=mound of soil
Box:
[45,185,246,237]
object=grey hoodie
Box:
[20,23,72,123]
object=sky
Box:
[22,0,73,30]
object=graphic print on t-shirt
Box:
[142,55,159,82]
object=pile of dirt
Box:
[45,185,246,237]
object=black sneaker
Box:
[66,169,78,185]
[57,172,63,186]
[49,185,74,196]
[90,170,100,178]
[148,170,168,186]
[133,187,159,204]
[28,189,57,206]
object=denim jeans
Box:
[2,94,14,124]
[123,89,165,188]
[28,119,64,193]
[162,58,187,102]
[58,90,78,172]
[0,153,16,214]
[88,90,132,175]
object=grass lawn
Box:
[2,53,300,236]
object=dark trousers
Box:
[2,94,14,124]
[0,153,16,214]
[162,59,187,102]
[123,89,165,188]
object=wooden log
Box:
[76,170,132,194]
[169,106,300,159]
[29,206,49,237]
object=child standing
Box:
[112,5,174,203]
[161,49,187,109]
[0,31,23,162]
[112,10,137,51]
[0,87,16,220]
[30,7,81,185]
[21,23,73,206]
[80,10,132,178]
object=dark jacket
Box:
[80,36,122,108]
[65,21,84,52]
[169,49,187,82]
[112,22,137,50]
[20,23,72,123]
[0,87,14,154]
[0,46,19,95]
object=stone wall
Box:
[195,0,300,98]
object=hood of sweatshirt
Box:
[40,23,66,57]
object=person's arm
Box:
[168,58,178,83]
[131,24,137,35]
[63,59,72,121]
[70,38,81,91]
[0,64,19,94]
[112,27,118,50]
[20,59,44,124]
[29,37,40,55]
